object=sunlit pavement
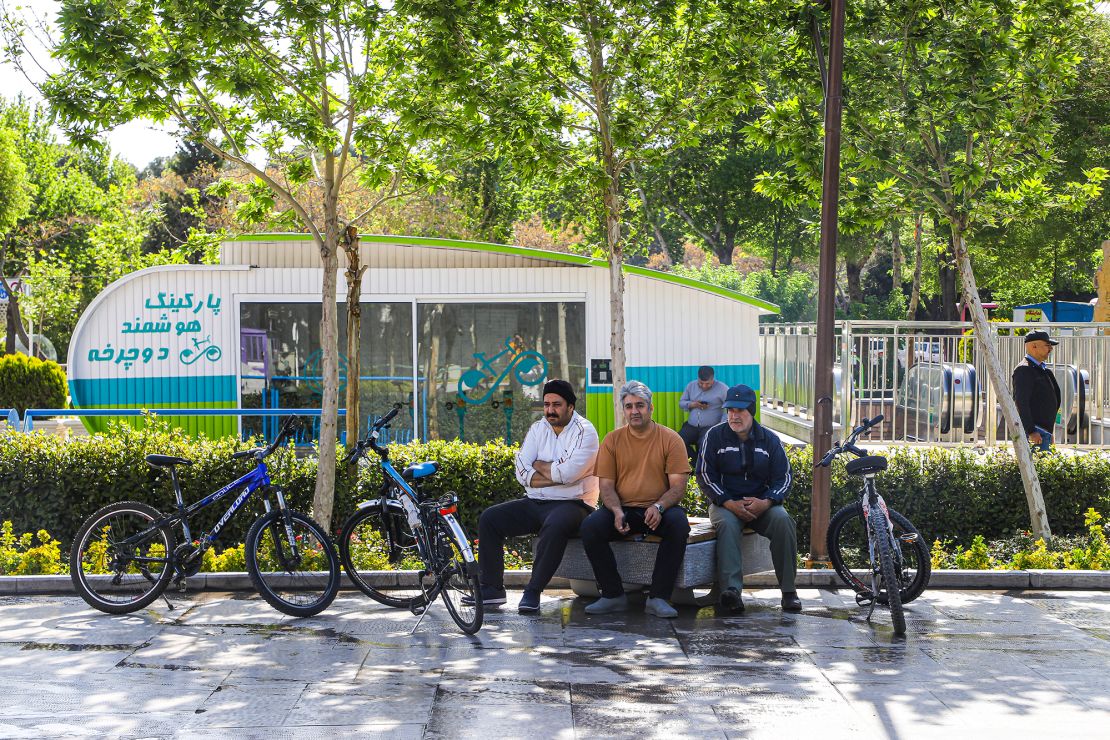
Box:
[0,587,1107,738]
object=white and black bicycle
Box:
[818,415,931,636]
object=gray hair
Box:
[619,380,652,406]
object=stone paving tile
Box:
[571,701,727,739]
[179,724,427,740]
[425,700,575,739]
[3,589,1109,738]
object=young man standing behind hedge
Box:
[469,379,600,613]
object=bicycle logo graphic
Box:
[180,335,223,365]
[456,335,548,405]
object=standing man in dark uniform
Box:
[1012,330,1061,451]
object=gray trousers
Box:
[709,502,798,593]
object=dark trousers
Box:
[478,498,592,592]
[679,422,714,461]
[579,506,691,600]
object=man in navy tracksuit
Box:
[696,384,801,613]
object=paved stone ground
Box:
[0,587,1107,739]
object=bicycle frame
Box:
[858,476,900,584]
[361,457,475,564]
[120,459,280,554]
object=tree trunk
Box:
[312,194,342,532]
[588,28,627,429]
[951,225,1051,540]
[935,218,959,320]
[844,258,864,306]
[606,190,627,428]
[906,214,924,320]
[770,207,782,276]
[342,226,364,445]
[890,223,904,300]
[557,302,570,382]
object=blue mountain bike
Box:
[338,406,483,634]
[69,417,341,617]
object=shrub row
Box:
[1,421,1108,553]
[0,353,67,414]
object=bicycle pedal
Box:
[899,533,920,544]
[410,604,427,616]
[855,592,874,608]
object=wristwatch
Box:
[653,503,665,514]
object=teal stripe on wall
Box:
[586,364,759,394]
[70,375,239,407]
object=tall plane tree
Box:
[753,0,1107,537]
[406,0,768,425]
[18,0,440,527]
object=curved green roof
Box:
[227,232,780,314]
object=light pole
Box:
[809,0,847,564]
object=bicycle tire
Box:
[245,509,340,617]
[338,502,429,610]
[69,501,175,614]
[872,511,906,636]
[827,502,931,604]
[431,516,483,634]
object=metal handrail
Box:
[20,407,347,433]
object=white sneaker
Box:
[645,597,678,618]
[584,594,629,614]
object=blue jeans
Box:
[1034,431,1053,451]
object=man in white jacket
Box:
[470,379,599,613]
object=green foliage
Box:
[782,445,1110,554]
[0,420,522,549]
[0,126,32,233]
[0,353,67,413]
[0,521,65,575]
[669,264,818,323]
[953,535,995,570]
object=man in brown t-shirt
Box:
[581,381,691,618]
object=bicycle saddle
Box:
[145,454,194,468]
[845,455,887,476]
[402,461,438,480]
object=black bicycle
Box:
[70,417,341,617]
[818,415,931,636]
[338,406,483,634]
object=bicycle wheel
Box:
[871,512,906,636]
[431,516,483,634]
[338,502,429,609]
[69,501,175,614]
[245,509,341,617]
[827,502,931,604]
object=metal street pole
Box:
[809,0,847,564]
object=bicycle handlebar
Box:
[342,404,402,465]
[816,414,884,468]
[232,416,301,462]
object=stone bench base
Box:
[550,517,774,606]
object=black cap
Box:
[542,379,576,406]
[722,384,757,410]
[1024,330,1059,346]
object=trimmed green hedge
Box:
[0,421,521,548]
[776,446,1110,552]
[0,353,66,414]
[1,421,1108,553]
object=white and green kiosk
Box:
[68,235,778,442]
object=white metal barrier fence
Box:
[759,321,1110,448]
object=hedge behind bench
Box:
[1,421,1108,552]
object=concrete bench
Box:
[550,516,773,606]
